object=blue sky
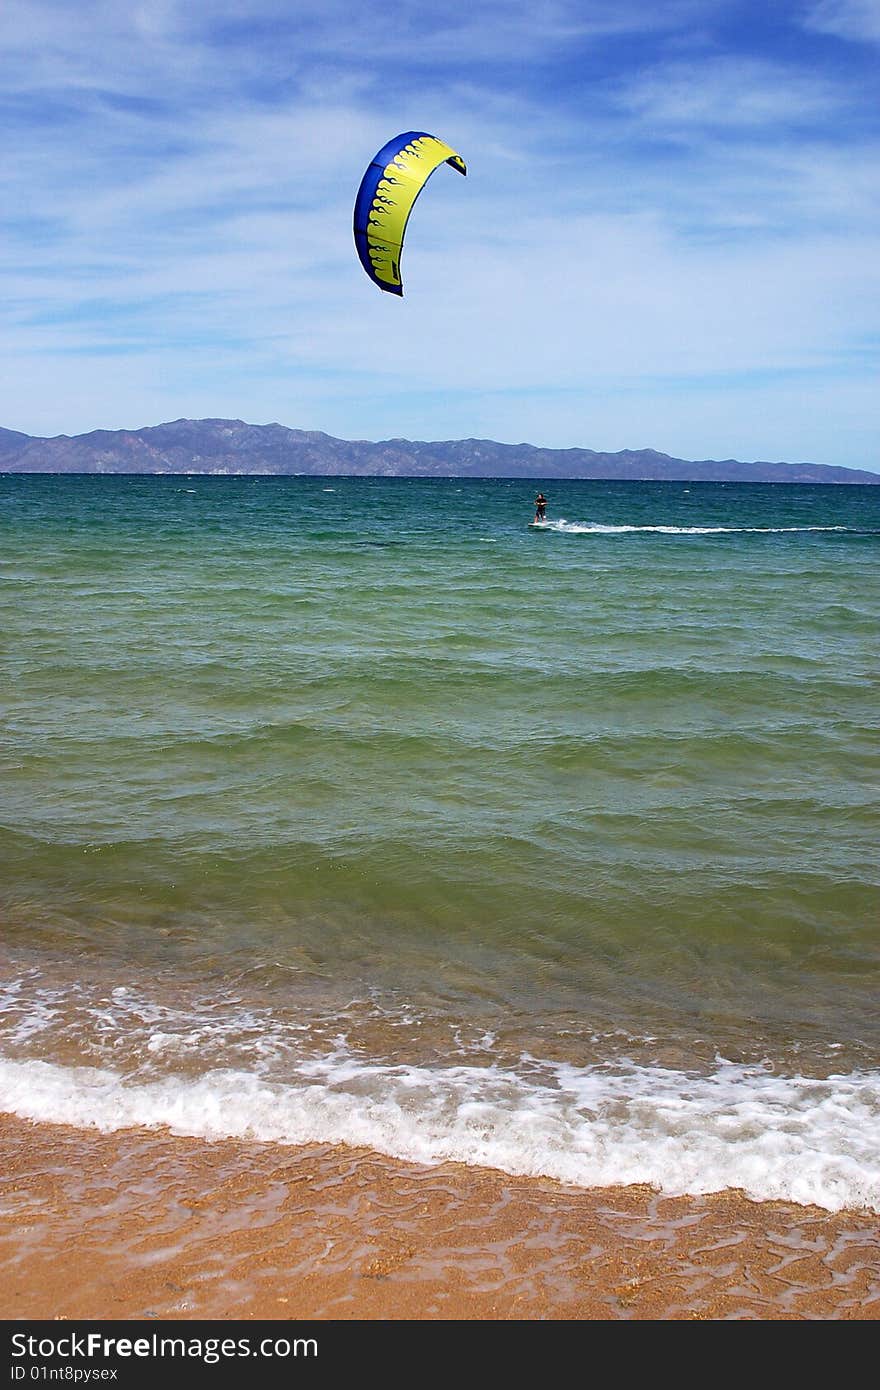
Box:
[2,0,879,469]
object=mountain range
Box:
[1,419,877,483]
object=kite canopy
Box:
[353,131,466,296]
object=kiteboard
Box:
[529,520,552,529]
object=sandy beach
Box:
[0,1113,877,1321]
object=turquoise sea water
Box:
[1,474,879,1208]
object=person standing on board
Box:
[534,492,548,522]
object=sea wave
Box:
[2,1051,878,1213]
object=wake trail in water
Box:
[539,520,856,536]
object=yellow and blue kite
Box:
[353,131,466,296]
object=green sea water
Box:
[1,474,878,1206]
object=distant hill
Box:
[1,418,877,483]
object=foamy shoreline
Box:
[2,1051,878,1215]
[1,1113,877,1320]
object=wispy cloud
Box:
[615,55,847,132]
[805,0,880,43]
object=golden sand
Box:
[0,1113,877,1320]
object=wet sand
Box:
[1,1113,878,1320]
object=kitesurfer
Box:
[534,492,547,522]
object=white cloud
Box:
[805,0,880,43]
[616,55,847,132]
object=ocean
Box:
[1,474,878,1213]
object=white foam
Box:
[545,520,850,536]
[1,1053,878,1213]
